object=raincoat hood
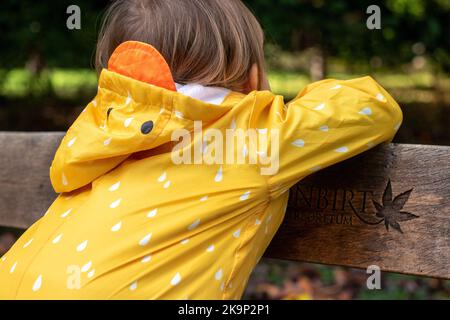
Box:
[50,41,272,193]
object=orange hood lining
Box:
[108,41,177,92]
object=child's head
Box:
[95,0,268,93]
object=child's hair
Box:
[95,0,266,91]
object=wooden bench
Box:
[1,132,449,280]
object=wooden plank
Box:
[264,143,450,279]
[0,132,62,228]
[0,132,449,279]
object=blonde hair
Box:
[95,0,265,91]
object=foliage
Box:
[0,0,449,74]
[246,0,450,72]
[243,258,450,300]
[0,0,108,69]
[2,68,449,102]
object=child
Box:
[0,0,402,299]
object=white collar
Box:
[175,83,230,105]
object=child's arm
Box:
[264,76,403,197]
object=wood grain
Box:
[0,132,449,279]
[0,132,62,228]
[265,143,450,279]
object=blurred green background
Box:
[0,0,449,299]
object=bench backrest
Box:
[0,132,449,279]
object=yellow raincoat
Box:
[0,41,402,299]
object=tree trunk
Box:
[310,46,327,81]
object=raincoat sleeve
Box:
[265,76,403,197]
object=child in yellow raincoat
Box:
[0,0,402,299]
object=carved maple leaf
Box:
[372,179,418,233]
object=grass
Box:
[0,68,98,99]
[1,68,449,103]
[267,71,310,98]
[268,70,449,100]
